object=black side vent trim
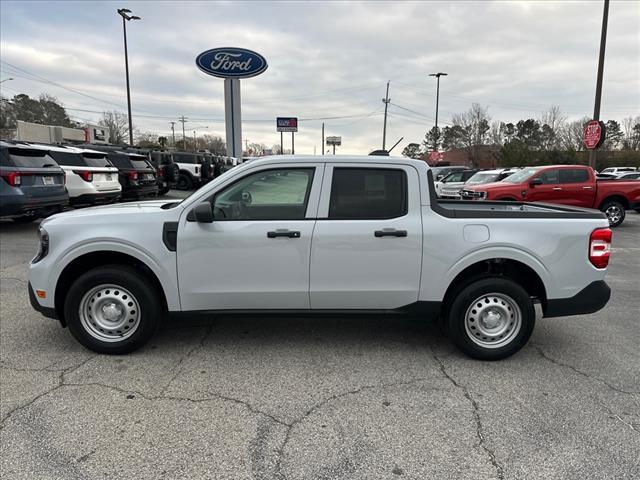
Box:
[162,222,178,252]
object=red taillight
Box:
[1,171,22,186]
[73,170,93,182]
[128,171,138,181]
[158,167,164,178]
[589,227,612,269]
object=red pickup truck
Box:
[460,165,640,227]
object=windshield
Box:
[442,171,465,183]
[501,167,540,183]
[49,151,86,167]
[466,172,500,185]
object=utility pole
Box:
[117,9,141,146]
[178,116,188,151]
[322,122,325,156]
[170,122,175,149]
[429,72,448,151]
[381,81,390,150]
[589,0,609,169]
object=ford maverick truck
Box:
[29,156,612,360]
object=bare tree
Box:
[559,117,590,151]
[451,103,491,167]
[99,111,129,145]
[622,116,640,150]
[539,106,566,150]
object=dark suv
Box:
[0,141,69,222]
[149,151,178,195]
[104,151,158,200]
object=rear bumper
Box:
[0,192,69,217]
[70,191,121,206]
[544,280,611,318]
[121,184,158,199]
[28,281,59,320]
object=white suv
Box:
[26,144,121,206]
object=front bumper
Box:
[28,281,59,320]
[544,280,611,318]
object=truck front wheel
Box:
[176,173,193,190]
[446,277,535,360]
[64,265,161,354]
[600,200,625,228]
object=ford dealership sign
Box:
[196,47,268,79]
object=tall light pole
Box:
[589,0,609,169]
[170,121,176,149]
[117,8,141,146]
[429,72,447,151]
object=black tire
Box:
[12,213,39,223]
[176,173,193,190]
[635,208,640,214]
[446,277,535,360]
[158,186,170,196]
[600,200,625,228]
[64,265,162,354]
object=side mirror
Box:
[529,178,543,187]
[193,202,214,223]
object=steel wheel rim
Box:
[464,293,522,349]
[605,206,621,225]
[79,284,141,342]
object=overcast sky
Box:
[1,0,638,154]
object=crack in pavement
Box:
[272,376,434,480]
[0,354,98,429]
[159,323,215,397]
[532,345,639,395]
[433,354,505,480]
[598,401,640,435]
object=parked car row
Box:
[435,168,521,199]
[1,140,240,223]
[457,164,640,227]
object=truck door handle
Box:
[267,230,301,239]
[582,186,592,189]
[374,229,408,238]
[552,187,562,191]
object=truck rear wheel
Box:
[600,200,625,227]
[64,265,161,354]
[446,277,535,360]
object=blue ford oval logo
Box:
[196,47,268,79]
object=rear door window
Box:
[559,169,590,183]
[328,168,407,219]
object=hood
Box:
[464,181,517,191]
[42,199,182,224]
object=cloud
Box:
[1,0,638,154]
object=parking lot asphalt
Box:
[1,196,638,480]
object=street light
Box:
[0,78,14,84]
[117,8,141,146]
[429,72,447,133]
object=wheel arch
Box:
[598,194,629,210]
[441,258,548,318]
[54,250,170,325]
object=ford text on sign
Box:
[196,48,268,79]
[277,117,298,132]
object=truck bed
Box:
[433,199,607,219]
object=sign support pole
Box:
[322,122,325,155]
[589,0,609,169]
[291,132,295,155]
[224,78,242,159]
[280,132,283,155]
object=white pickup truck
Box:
[29,156,612,360]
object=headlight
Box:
[32,227,49,264]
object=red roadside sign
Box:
[584,120,605,150]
